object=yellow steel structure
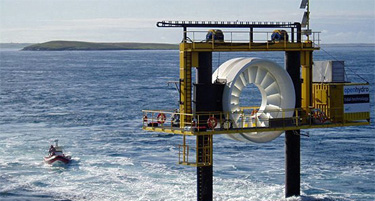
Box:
[178,134,213,167]
[143,110,369,135]
[178,37,318,166]
[179,51,192,127]
[142,21,370,167]
[312,82,370,122]
[301,50,313,110]
[180,41,318,52]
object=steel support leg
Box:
[197,166,213,201]
[285,130,301,197]
[285,51,301,198]
[195,52,214,201]
[197,135,213,201]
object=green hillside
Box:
[22,41,178,51]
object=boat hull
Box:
[44,155,71,166]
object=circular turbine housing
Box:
[212,58,295,143]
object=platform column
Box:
[301,50,313,111]
[197,135,213,201]
[194,52,213,201]
[285,51,301,198]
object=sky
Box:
[0,0,374,44]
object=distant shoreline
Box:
[19,41,179,51]
[320,43,375,47]
[0,41,374,51]
[0,43,34,49]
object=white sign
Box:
[343,85,370,113]
[344,85,370,95]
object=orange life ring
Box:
[207,116,218,129]
[251,109,258,116]
[157,113,166,124]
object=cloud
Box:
[0,17,163,42]
[40,18,158,30]
[314,11,374,20]
[0,17,185,43]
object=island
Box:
[22,41,179,51]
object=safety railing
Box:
[142,107,349,134]
[143,107,367,167]
[178,144,190,165]
[184,30,321,49]
[142,109,194,130]
[178,142,213,167]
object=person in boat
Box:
[49,145,56,156]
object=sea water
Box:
[0,45,374,201]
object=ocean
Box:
[0,45,374,201]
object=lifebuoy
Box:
[207,116,218,129]
[157,113,166,124]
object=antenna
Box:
[301,12,308,28]
[300,0,311,39]
[300,0,308,9]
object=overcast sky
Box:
[1,0,374,44]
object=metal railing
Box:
[142,107,349,133]
[178,144,190,165]
[184,30,321,48]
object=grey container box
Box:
[313,60,346,83]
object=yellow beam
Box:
[179,44,193,127]
[195,122,370,135]
[178,162,210,167]
[180,42,319,52]
[301,50,313,110]
[143,126,194,135]
[143,121,369,135]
